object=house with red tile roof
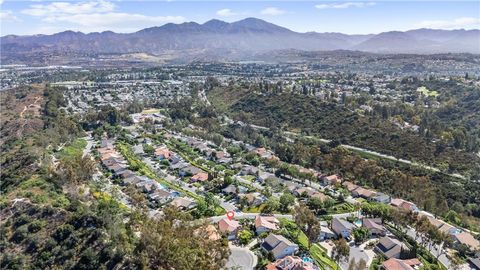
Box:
[218,218,241,240]
[191,172,209,182]
[255,215,279,234]
[382,258,422,270]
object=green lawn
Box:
[60,138,87,159]
[327,202,355,214]
[310,244,338,270]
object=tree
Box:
[332,238,350,269]
[136,207,230,269]
[307,197,325,215]
[352,227,369,245]
[262,197,280,214]
[279,193,295,213]
[356,258,367,270]
[238,229,253,246]
[293,204,320,248]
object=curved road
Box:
[225,245,257,270]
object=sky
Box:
[1,0,479,36]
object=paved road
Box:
[225,245,257,270]
[406,227,451,269]
[209,213,293,223]
[82,132,94,158]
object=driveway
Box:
[339,244,371,270]
[225,245,257,270]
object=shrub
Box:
[27,221,43,233]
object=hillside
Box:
[207,85,480,176]
[0,86,230,269]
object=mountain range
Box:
[1,18,479,63]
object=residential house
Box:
[136,180,157,193]
[352,187,377,199]
[218,218,241,240]
[108,163,128,174]
[149,189,174,204]
[322,174,342,186]
[362,218,387,237]
[390,199,418,212]
[170,160,188,170]
[452,232,480,251]
[102,157,125,167]
[261,234,299,260]
[331,218,356,239]
[342,181,358,192]
[191,172,209,182]
[319,221,336,241]
[154,147,171,160]
[426,216,458,236]
[257,172,277,183]
[321,174,342,186]
[375,236,410,259]
[255,215,280,234]
[170,197,197,210]
[265,256,316,270]
[239,193,265,207]
[294,187,316,197]
[222,184,238,195]
[169,154,181,164]
[372,193,391,204]
[179,165,202,177]
[311,192,329,202]
[381,258,422,270]
[240,165,259,176]
[123,175,144,186]
[118,169,136,179]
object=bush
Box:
[11,225,29,243]
[27,221,43,233]
[53,224,74,242]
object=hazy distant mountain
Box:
[1,18,479,63]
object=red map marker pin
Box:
[226,211,235,221]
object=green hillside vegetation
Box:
[210,87,478,175]
[0,86,230,270]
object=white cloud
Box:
[20,0,186,33]
[315,2,375,9]
[43,12,185,28]
[260,7,286,16]
[0,10,20,22]
[22,0,115,16]
[416,17,480,29]
[216,8,236,17]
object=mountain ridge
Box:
[1,17,479,62]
